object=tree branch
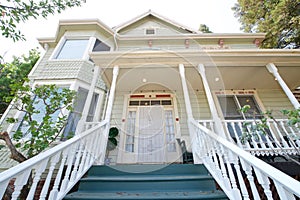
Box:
[0,131,27,163]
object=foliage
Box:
[107,127,119,151]
[6,83,76,158]
[199,24,213,33]
[240,105,300,148]
[0,0,83,41]
[232,1,300,48]
[0,49,40,114]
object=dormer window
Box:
[56,39,89,59]
[146,28,155,35]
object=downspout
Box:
[113,30,119,51]
[266,63,300,109]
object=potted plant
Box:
[105,127,119,165]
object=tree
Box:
[0,49,40,114]
[0,83,76,161]
[0,0,83,41]
[0,82,76,199]
[199,24,213,33]
[232,1,300,48]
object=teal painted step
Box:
[64,164,228,200]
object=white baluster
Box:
[49,149,69,199]
[26,159,48,200]
[273,181,296,200]
[215,144,231,190]
[0,179,10,199]
[69,142,84,182]
[273,121,289,148]
[240,160,260,200]
[40,153,61,200]
[11,169,31,200]
[59,142,79,194]
[253,167,273,200]
[223,148,242,199]
[233,157,250,200]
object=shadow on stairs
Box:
[64,164,228,200]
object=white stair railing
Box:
[0,120,109,200]
[191,118,300,200]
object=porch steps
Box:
[64,164,228,200]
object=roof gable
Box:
[115,10,198,36]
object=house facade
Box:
[0,11,300,199]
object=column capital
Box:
[113,65,119,76]
[266,63,278,74]
[197,64,205,75]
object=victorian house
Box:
[0,11,300,200]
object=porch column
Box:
[75,64,100,134]
[179,64,200,163]
[266,63,300,109]
[104,66,119,121]
[98,65,119,164]
[197,64,227,138]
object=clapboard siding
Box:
[257,89,294,118]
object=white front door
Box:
[117,94,181,164]
[138,106,165,163]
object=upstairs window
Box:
[56,39,89,59]
[92,39,110,52]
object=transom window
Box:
[217,95,262,120]
[56,39,89,59]
[129,100,172,106]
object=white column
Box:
[75,65,100,134]
[179,64,200,163]
[98,65,119,164]
[104,66,119,121]
[197,64,227,138]
[266,63,300,109]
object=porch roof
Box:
[90,49,300,91]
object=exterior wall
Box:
[257,89,294,118]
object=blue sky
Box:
[0,0,241,61]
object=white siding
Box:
[257,89,294,118]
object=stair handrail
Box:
[190,118,300,200]
[0,119,109,200]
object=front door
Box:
[138,106,164,163]
[117,93,181,164]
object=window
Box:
[92,39,110,52]
[63,87,98,138]
[56,39,89,59]
[217,94,263,142]
[125,111,136,152]
[218,95,262,120]
[146,28,155,35]
[165,110,176,152]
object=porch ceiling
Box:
[91,49,300,91]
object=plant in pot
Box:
[105,127,119,165]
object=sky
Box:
[0,0,242,61]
